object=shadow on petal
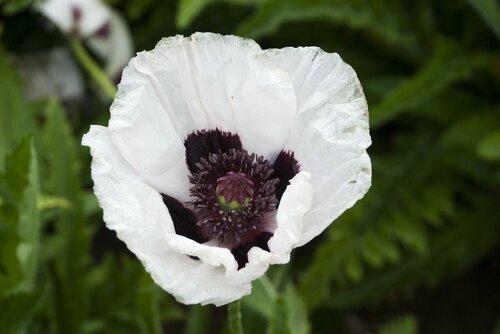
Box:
[161,193,208,243]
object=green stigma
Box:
[217,195,251,211]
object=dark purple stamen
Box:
[161,129,301,270]
[70,6,82,35]
[94,22,111,39]
[271,151,300,201]
[189,149,278,247]
[184,129,242,174]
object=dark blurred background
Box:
[0,0,499,333]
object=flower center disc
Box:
[216,172,254,211]
[188,149,279,247]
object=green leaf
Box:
[345,256,364,283]
[325,198,500,309]
[176,0,263,28]
[2,136,31,200]
[184,305,212,334]
[243,275,278,318]
[441,112,500,149]
[137,273,162,334]
[0,47,34,171]
[16,140,40,293]
[267,297,289,334]
[477,129,500,160]
[42,99,89,334]
[236,0,416,49]
[371,40,485,127]
[228,300,244,334]
[378,314,418,334]
[0,137,40,296]
[283,285,310,334]
[176,0,212,28]
[0,0,36,15]
[0,290,42,334]
[466,0,500,39]
[300,136,456,310]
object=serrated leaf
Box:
[371,41,485,127]
[43,99,89,334]
[2,136,31,200]
[0,47,34,171]
[326,199,500,309]
[236,0,416,49]
[0,137,40,296]
[301,138,455,310]
[16,140,40,293]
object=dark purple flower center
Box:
[188,148,279,247]
[161,129,299,269]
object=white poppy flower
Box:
[37,0,111,37]
[82,32,371,306]
[86,11,134,79]
[37,0,133,78]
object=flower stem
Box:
[69,37,117,100]
[228,300,244,334]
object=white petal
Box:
[37,0,111,37]
[267,47,371,246]
[82,126,262,306]
[269,171,313,260]
[106,80,191,201]
[86,11,134,78]
[125,33,297,161]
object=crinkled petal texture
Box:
[38,0,111,36]
[83,33,371,306]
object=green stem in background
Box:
[69,37,117,100]
[228,300,244,334]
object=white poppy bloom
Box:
[37,0,111,37]
[37,0,133,78]
[83,32,371,306]
[86,11,134,79]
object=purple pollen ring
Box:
[216,172,254,211]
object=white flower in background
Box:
[86,12,134,80]
[37,0,110,37]
[37,0,133,78]
[83,33,371,306]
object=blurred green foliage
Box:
[0,0,499,333]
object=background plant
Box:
[0,0,499,333]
